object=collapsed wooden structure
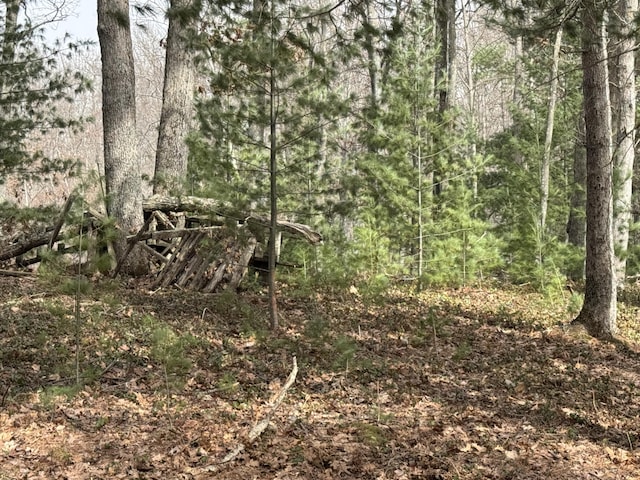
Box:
[0,195,322,292]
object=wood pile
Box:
[0,195,322,292]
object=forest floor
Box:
[1,276,640,480]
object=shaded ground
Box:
[1,276,639,479]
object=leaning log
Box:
[246,215,322,244]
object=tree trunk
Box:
[434,0,456,195]
[574,1,617,338]
[153,0,197,195]
[461,1,478,200]
[511,0,524,106]
[435,0,456,115]
[567,108,587,256]
[97,0,147,275]
[609,0,637,290]
[268,0,278,330]
[0,0,19,201]
[539,27,563,235]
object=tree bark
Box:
[434,0,456,195]
[97,0,147,275]
[435,0,456,115]
[0,0,19,201]
[609,0,637,290]
[539,27,563,235]
[567,108,587,282]
[153,0,197,195]
[574,1,617,338]
[268,0,278,330]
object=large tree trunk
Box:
[609,0,637,290]
[567,109,587,285]
[97,0,147,275]
[153,0,197,195]
[574,1,617,338]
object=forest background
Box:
[0,0,637,335]
[3,1,640,478]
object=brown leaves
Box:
[1,281,640,479]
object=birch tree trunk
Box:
[574,1,617,338]
[539,27,563,239]
[609,0,637,290]
[153,0,197,195]
[98,0,147,275]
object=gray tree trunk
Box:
[98,0,147,275]
[434,0,456,195]
[574,1,617,338]
[609,0,637,290]
[153,0,197,195]
[539,27,563,235]
[0,0,19,202]
[567,110,586,249]
[268,0,278,330]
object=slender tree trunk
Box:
[434,0,456,196]
[363,1,378,112]
[268,0,278,330]
[539,27,563,234]
[511,0,524,106]
[435,0,456,115]
[574,1,617,338]
[98,0,147,275]
[0,0,18,96]
[609,0,637,290]
[0,0,19,201]
[153,0,197,195]
[461,1,478,200]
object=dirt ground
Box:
[1,276,639,479]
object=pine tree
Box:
[192,0,347,326]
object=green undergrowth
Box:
[2,276,640,403]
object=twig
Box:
[218,356,298,465]
[49,193,76,249]
[0,269,35,277]
[163,363,174,429]
[74,191,86,387]
[0,385,10,409]
[111,213,155,278]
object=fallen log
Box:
[142,195,322,244]
[0,230,58,262]
[143,195,234,218]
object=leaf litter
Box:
[0,277,639,479]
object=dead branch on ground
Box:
[218,356,298,465]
